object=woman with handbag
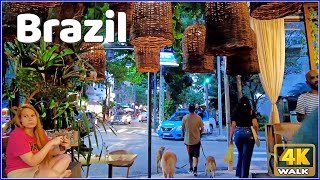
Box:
[229,96,259,178]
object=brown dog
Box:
[205,156,217,178]
[156,146,166,173]
[161,151,177,178]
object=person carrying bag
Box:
[229,96,259,178]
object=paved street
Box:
[80,120,268,178]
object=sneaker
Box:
[188,168,193,174]
[193,167,198,177]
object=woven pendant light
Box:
[130,2,174,48]
[182,24,214,73]
[250,2,302,20]
[3,2,50,42]
[6,2,62,13]
[80,43,106,81]
[134,46,161,72]
[226,30,260,75]
[205,2,254,56]
[110,2,134,35]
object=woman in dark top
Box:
[229,96,259,178]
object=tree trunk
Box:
[236,75,242,102]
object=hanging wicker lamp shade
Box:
[182,24,214,73]
[130,2,174,48]
[2,3,49,42]
[6,2,63,13]
[110,2,134,35]
[226,30,260,75]
[2,25,18,42]
[250,2,302,20]
[205,2,254,56]
[134,46,161,72]
[80,43,106,81]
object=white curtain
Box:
[250,18,285,123]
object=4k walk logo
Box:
[274,144,316,177]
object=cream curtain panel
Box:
[250,18,285,123]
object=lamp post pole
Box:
[217,56,223,136]
[205,82,209,109]
[153,72,157,133]
[147,72,152,178]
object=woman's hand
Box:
[61,136,71,150]
[49,136,64,146]
[229,139,233,145]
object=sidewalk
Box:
[134,128,266,141]
[88,170,269,178]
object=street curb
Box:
[134,132,266,142]
[125,170,269,178]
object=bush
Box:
[164,99,176,120]
[256,112,269,131]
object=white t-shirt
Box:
[296,92,318,116]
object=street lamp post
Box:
[147,73,152,178]
[204,78,210,109]
[217,56,223,136]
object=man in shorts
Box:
[182,104,204,176]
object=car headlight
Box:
[176,126,182,131]
[2,123,6,128]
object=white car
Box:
[138,112,148,122]
[200,111,216,134]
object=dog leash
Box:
[175,164,188,169]
[163,148,187,169]
[200,141,207,159]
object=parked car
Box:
[157,109,216,140]
[138,112,148,122]
[200,111,216,134]
[110,111,131,125]
[157,110,188,140]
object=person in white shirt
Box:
[296,70,318,122]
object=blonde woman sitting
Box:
[5,104,72,178]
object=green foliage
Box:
[135,83,148,106]
[107,50,147,84]
[72,3,110,52]
[171,2,205,64]
[241,74,265,112]
[29,38,74,71]
[181,87,203,105]
[164,99,176,120]
[309,7,318,67]
[164,66,193,104]
[15,67,42,98]
[256,113,269,131]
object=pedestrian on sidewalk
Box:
[182,104,204,177]
[229,97,259,178]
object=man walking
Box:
[296,70,318,122]
[182,104,204,176]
